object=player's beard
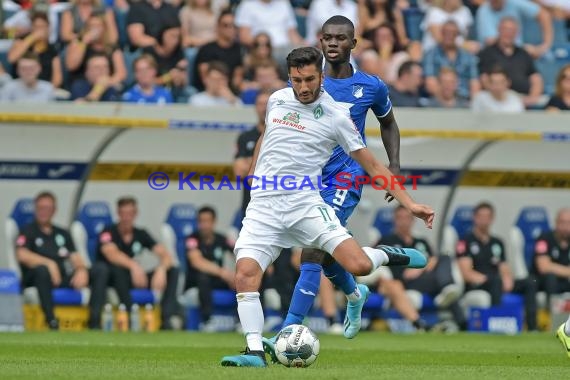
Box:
[294,78,323,105]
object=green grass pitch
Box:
[0,331,569,379]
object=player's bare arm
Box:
[378,109,401,202]
[350,147,434,229]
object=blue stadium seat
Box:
[513,207,550,270]
[372,207,395,238]
[163,203,197,272]
[73,201,114,263]
[10,198,36,229]
[450,205,474,239]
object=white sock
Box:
[565,315,570,336]
[362,247,389,274]
[346,286,361,302]
[237,292,264,352]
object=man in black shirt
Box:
[233,90,271,216]
[380,205,466,330]
[533,208,570,301]
[457,202,537,331]
[16,191,89,330]
[192,10,244,93]
[185,206,235,329]
[477,17,542,107]
[90,196,179,330]
[126,0,180,51]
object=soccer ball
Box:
[274,324,320,368]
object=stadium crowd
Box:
[0,0,569,111]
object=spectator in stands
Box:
[142,24,190,102]
[233,90,271,216]
[3,2,59,43]
[305,0,359,47]
[359,23,411,85]
[358,0,410,49]
[478,17,543,107]
[193,10,244,93]
[379,205,467,330]
[239,62,286,105]
[122,54,174,104]
[65,13,127,91]
[423,20,480,99]
[185,206,235,331]
[242,33,287,85]
[476,0,553,58]
[234,0,305,58]
[92,196,180,330]
[456,201,538,331]
[16,191,90,330]
[422,0,479,54]
[0,52,55,102]
[180,0,219,50]
[7,11,62,89]
[59,0,118,46]
[388,61,426,107]
[533,208,570,303]
[472,66,525,112]
[126,0,179,51]
[189,61,242,106]
[425,67,470,108]
[71,53,120,101]
[546,64,570,111]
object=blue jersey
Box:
[320,70,392,226]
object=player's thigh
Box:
[300,248,327,264]
[320,187,361,227]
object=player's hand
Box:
[403,268,423,280]
[71,267,89,289]
[410,203,435,229]
[45,260,62,287]
[384,164,400,203]
[130,263,148,288]
[151,266,167,292]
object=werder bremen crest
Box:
[313,104,323,119]
[283,112,300,123]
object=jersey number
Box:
[332,189,348,207]
[317,207,333,222]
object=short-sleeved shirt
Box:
[546,96,570,111]
[126,1,180,47]
[456,232,506,277]
[532,231,570,274]
[184,232,233,287]
[379,233,433,281]
[122,85,173,104]
[96,224,157,263]
[234,0,298,48]
[251,87,365,198]
[192,41,243,92]
[478,44,537,95]
[422,46,478,99]
[421,5,474,52]
[0,79,54,102]
[475,0,540,45]
[16,222,77,278]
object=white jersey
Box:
[251,87,366,198]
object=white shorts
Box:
[234,192,352,271]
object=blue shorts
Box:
[320,186,362,227]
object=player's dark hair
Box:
[488,64,508,78]
[286,47,323,74]
[207,60,230,77]
[30,11,49,25]
[474,201,494,215]
[217,8,234,24]
[198,206,217,220]
[117,196,137,209]
[35,191,56,204]
[18,51,40,64]
[397,61,421,78]
[322,15,355,38]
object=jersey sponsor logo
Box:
[132,241,142,254]
[456,240,466,255]
[100,231,112,243]
[186,237,199,250]
[276,99,285,105]
[299,289,316,296]
[16,235,26,247]
[283,112,300,124]
[352,85,364,99]
[470,242,480,255]
[313,104,323,119]
[535,240,548,255]
[491,243,502,257]
[35,237,43,247]
[55,234,65,247]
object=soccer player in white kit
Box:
[220,47,435,367]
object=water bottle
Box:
[144,303,155,332]
[117,303,129,332]
[130,304,141,332]
[102,304,114,332]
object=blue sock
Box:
[323,261,357,296]
[282,263,322,327]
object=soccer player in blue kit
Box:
[263,15,408,361]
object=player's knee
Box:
[235,259,262,291]
[301,249,326,264]
[349,256,373,276]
